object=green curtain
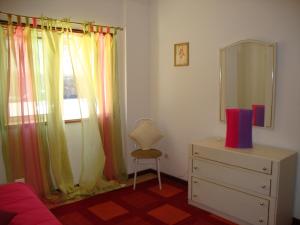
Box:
[0,26,10,182]
[109,34,127,181]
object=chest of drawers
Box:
[188,138,297,225]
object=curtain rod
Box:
[0,20,97,34]
[0,10,123,32]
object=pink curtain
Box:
[3,26,51,196]
[96,33,127,181]
[97,33,114,180]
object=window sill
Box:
[64,119,81,124]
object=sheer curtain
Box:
[42,29,75,194]
[0,25,53,196]
[66,30,127,194]
[0,22,127,198]
[66,32,106,194]
[99,33,127,181]
[0,24,75,197]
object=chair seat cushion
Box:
[131,149,162,159]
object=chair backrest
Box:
[129,118,163,150]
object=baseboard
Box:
[128,169,187,185]
[128,169,156,179]
[293,218,300,225]
[159,170,188,185]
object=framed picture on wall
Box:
[174,42,189,66]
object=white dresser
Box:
[188,138,297,225]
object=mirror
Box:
[220,40,276,127]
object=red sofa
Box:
[0,183,61,225]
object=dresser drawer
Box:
[191,177,269,225]
[192,159,271,196]
[192,145,272,174]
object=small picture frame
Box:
[174,42,189,66]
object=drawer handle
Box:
[193,194,198,198]
[261,185,267,189]
[259,202,265,206]
[194,166,198,170]
[259,219,264,223]
[193,181,198,184]
[262,167,268,171]
[194,152,199,155]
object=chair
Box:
[129,119,163,190]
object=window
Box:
[61,43,88,121]
[8,37,88,122]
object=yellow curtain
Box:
[65,32,117,194]
[42,29,75,194]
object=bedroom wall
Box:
[123,0,152,174]
[149,0,300,218]
[0,0,151,183]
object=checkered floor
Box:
[51,176,237,225]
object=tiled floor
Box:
[51,175,237,225]
[45,173,157,209]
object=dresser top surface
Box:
[192,137,297,161]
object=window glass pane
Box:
[62,38,77,100]
[62,38,81,120]
[64,76,77,99]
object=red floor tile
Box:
[88,201,128,221]
[148,204,191,225]
[148,183,183,198]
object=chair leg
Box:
[133,158,138,190]
[156,158,162,190]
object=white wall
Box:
[1,0,299,219]
[149,0,300,218]
[0,0,124,26]
[0,0,152,182]
[123,0,152,173]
